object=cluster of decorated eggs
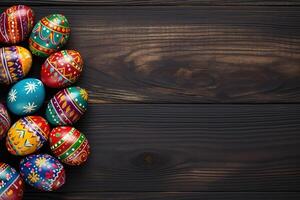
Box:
[0,5,90,199]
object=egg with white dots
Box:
[29,14,70,57]
[46,86,88,126]
[20,154,65,191]
[49,126,90,165]
[41,50,83,88]
[7,78,45,116]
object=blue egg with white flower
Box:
[7,78,45,116]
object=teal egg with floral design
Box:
[7,78,45,116]
[29,14,70,57]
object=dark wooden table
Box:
[1,1,300,199]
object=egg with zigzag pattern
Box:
[41,50,83,88]
[6,116,50,156]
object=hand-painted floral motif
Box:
[46,86,88,126]
[0,5,35,44]
[20,154,65,191]
[50,126,90,165]
[6,116,50,156]
[0,103,10,140]
[29,14,70,57]
[0,46,32,85]
[41,50,83,88]
[0,162,24,200]
[7,78,45,116]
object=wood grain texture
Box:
[2,104,299,194]
[1,1,300,6]
[23,192,300,200]
[2,6,300,103]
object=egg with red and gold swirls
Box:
[0,162,24,200]
[41,50,83,88]
[0,5,35,44]
[29,14,70,57]
[0,46,32,85]
[6,116,50,156]
[46,86,88,126]
[50,126,90,165]
[0,103,10,140]
[20,154,65,191]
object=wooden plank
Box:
[1,6,300,103]
[1,1,300,6]
[1,104,300,192]
[23,192,300,200]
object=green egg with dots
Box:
[45,86,88,126]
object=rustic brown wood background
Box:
[1,1,300,199]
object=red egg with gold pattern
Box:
[49,126,90,166]
[0,5,35,44]
[41,50,83,88]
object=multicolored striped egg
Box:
[0,103,10,140]
[20,154,65,191]
[0,162,24,200]
[29,14,70,57]
[41,50,83,88]
[6,116,50,156]
[0,46,32,85]
[0,5,35,44]
[7,78,45,116]
[46,86,88,126]
[50,126,90,165]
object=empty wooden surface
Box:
[21,192,300,200]
[1,1,300,6]
[0,1,300,200]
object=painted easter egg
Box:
[0,46,32,85]
[0,5,35,44]
[0,162,24,200]
[41,50,83,88]
[7,78,45,116]
[20,154,65,191]
[6,116,50,156]
[29,14,70,57]
[46,86,88,126]
[50,126,90,165]
[0,103,10,140]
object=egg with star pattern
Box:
[20,154,65,191]
[6,116,50,156]
[46,86,88,126]
[7,78,45,116]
